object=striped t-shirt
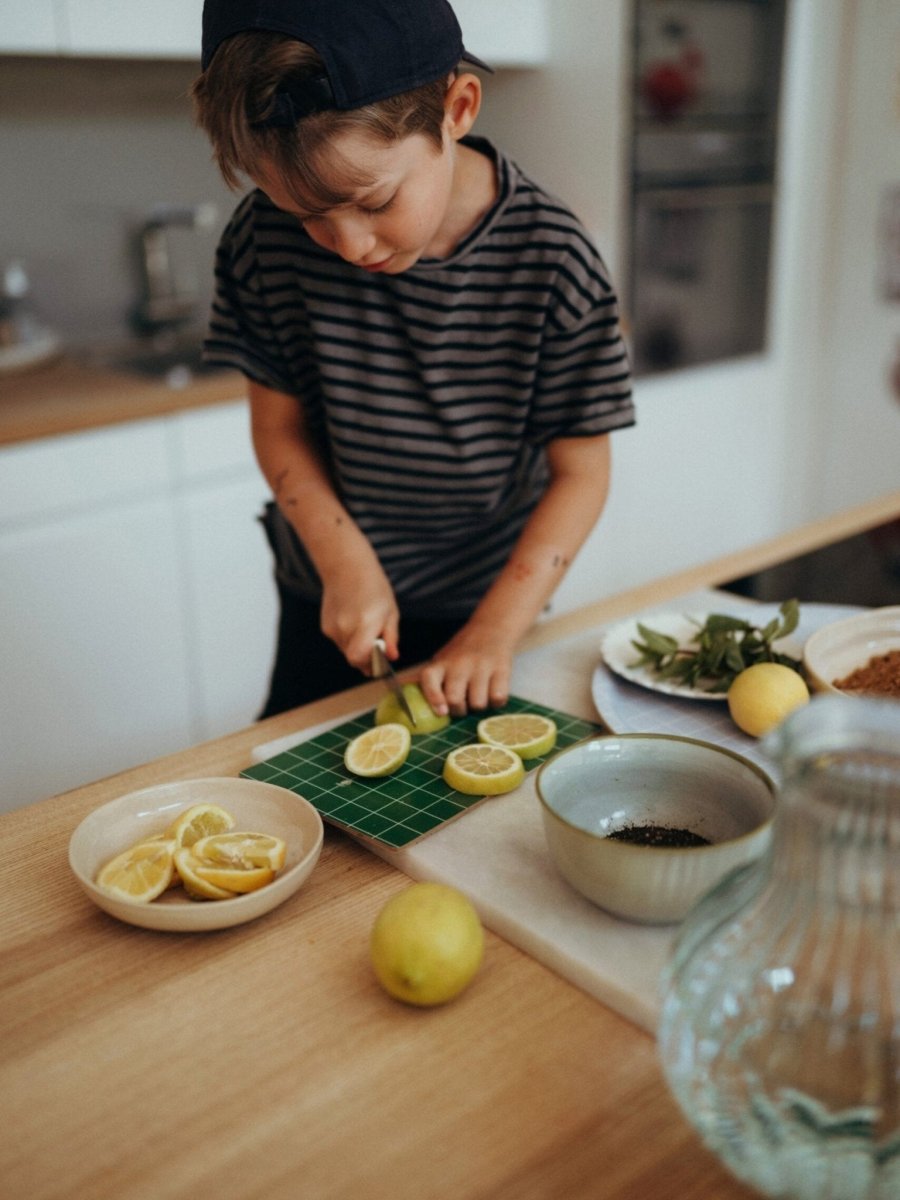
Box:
[205,136,634,619]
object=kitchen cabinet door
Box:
[178,475,277,740]
[172,402,277,740]
[1,5,62,53]
[64,0,202,58]
[0,498,197,811]
[452,0,548,65]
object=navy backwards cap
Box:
[201,0,492,124]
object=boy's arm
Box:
[248,379,400,670]
[418,433,612,716]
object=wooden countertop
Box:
[0,355,244,446]
[2,495,899,1200]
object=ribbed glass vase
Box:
[657,695,900,1200]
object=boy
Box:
[193,0,634,719]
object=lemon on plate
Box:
[727,662,810,737]
[442,743,525,795]
[344,723,412,777]
[370,882,484,1007]
[96,837,177,903]
[165,803,235,848]
[375,683,450,735]
[477,712,557,760]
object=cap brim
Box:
[461,50,494,74]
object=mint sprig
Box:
[630,600,801,693]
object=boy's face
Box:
[252,126,458,274]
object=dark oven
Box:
[627,0,787,376]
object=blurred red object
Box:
[641,61,697,117]
[641,47,702,119]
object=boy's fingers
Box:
[417,664,449,716]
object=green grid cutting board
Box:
[242,695,600,851]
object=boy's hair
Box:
[192,32,450,210]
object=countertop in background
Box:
[0,356,244,447]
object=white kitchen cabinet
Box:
[1,4,64,53]
[1,1,547,65]
[178,474,277,739]
[453,0,548,66]
[64,0,202,58]
[171,403,277,741]
[0,502,196,808]
[0,401,278,811]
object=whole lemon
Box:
[727,662,810,737]
[374,682,449,735]
[370,882,484,1007]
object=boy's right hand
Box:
[319,559,400,674]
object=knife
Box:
[371,637,417,728]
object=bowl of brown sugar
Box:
[803,606,900,697]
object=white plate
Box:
[68,777,324,932]
[593,603,864,773]
[601,611,802,701]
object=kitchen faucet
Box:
[131,203,218,337]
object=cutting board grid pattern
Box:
[242,695,599,849]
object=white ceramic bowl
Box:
[69,777,323,932]
[536,734,775,925]
[802,606,900,695]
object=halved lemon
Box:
[442,744,525,796]
[165,803,235,848]
[192,831,287,872]
[375,683,450,735]
[96,838,177,903]
[344,723,411,777]
[476,713,557,760]
[174,847,237,901]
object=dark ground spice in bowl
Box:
[606,824,711,848]
[833,649,900,695]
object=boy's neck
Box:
[427,140,498,260]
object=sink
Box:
[83,337,230,389]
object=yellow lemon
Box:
[727,662,810,737]
[375,683,450,735]
[192,831,287,872]
[96,838,177,903]
[174,847,237,901]
[477,712,557,760]
[370,882,485,1007]
[442,743,525,795]
[344,723,412,777]
[165,803,235,848]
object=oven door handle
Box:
[635,183,775,210]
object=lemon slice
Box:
[186,856,276,895]
[96,838,177,903]
[165,803,235,848]
[476,713,557,759]
[174,847,237,901]
[344,723,412,777]
[192,831,287,872]
[442,744,525,796]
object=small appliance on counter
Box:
[0,261,62,375]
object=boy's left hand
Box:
[418,621,514,718]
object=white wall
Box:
[817,0,900,516]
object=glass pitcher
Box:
[657,695,899,1200]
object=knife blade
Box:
[371,638,417,728]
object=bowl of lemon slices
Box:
[68,777,323,932]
